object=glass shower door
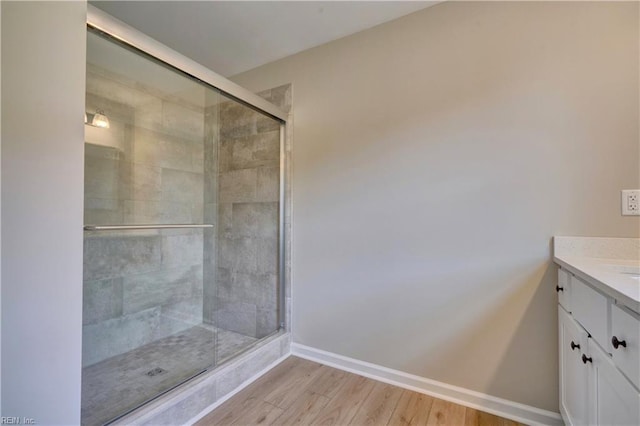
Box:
[82,30,218,425]
[81,28,283,425]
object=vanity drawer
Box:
[558,268,572,311]
[571,276,609,345]
[611,303,640,389]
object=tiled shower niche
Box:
[82,30,288,426]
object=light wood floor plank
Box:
[195,391,261,425]
[311,374,376,425]
[464,407,481,426]
[426,398,466,426]
[230,401,283,426]
[478,409,510,426]
[305,365,351,399]
[198,357,524,426]
[388,390,434,426]
[262,358,324,409]
[349,381,404,425]
[270,390,330,425]
[253,357,313,392]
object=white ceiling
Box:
[92,1,439,77]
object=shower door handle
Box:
[84,224,214,231]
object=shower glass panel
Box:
[82,29,282,425]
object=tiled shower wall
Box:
[212,84,291,339]
[83,65,209,366]
[82,63,291,365]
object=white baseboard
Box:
[291,343,563,426]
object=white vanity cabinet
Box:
[557,267,640,426]
[587,338,640,426]
[559,307,589,426]
[610,304,640,390]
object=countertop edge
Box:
[554,256,640,314]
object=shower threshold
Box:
[81,325,257,426]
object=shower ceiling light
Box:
[91,110,110,128]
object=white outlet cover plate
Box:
[621,189,640,216]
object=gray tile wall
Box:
[84,67,291,367]
[214,85,290,339]
[83,69,208,366]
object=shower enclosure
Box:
[81,20,286,426]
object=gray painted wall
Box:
[0,1,3,414]
[1,1,86,423]
[233,1,640,412]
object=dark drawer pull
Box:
[556,286,564,292]
[612,336,627,349]
[582,354,592,364]
[570,341,580,351]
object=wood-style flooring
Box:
[196,356,524,426]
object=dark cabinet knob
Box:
[612,336,627,349]
[570,341,580,351]
[582,354,592,364]
[556,286,564,292]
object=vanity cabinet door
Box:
[559,306,590,426]
[610,303,640,389]
[587,339,640,426]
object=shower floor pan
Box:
[81,325,256,426]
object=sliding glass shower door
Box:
[82,29,282,425]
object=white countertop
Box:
[554,255,640,313]
[553,236,640,313]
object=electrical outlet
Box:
[621,190,640,216]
